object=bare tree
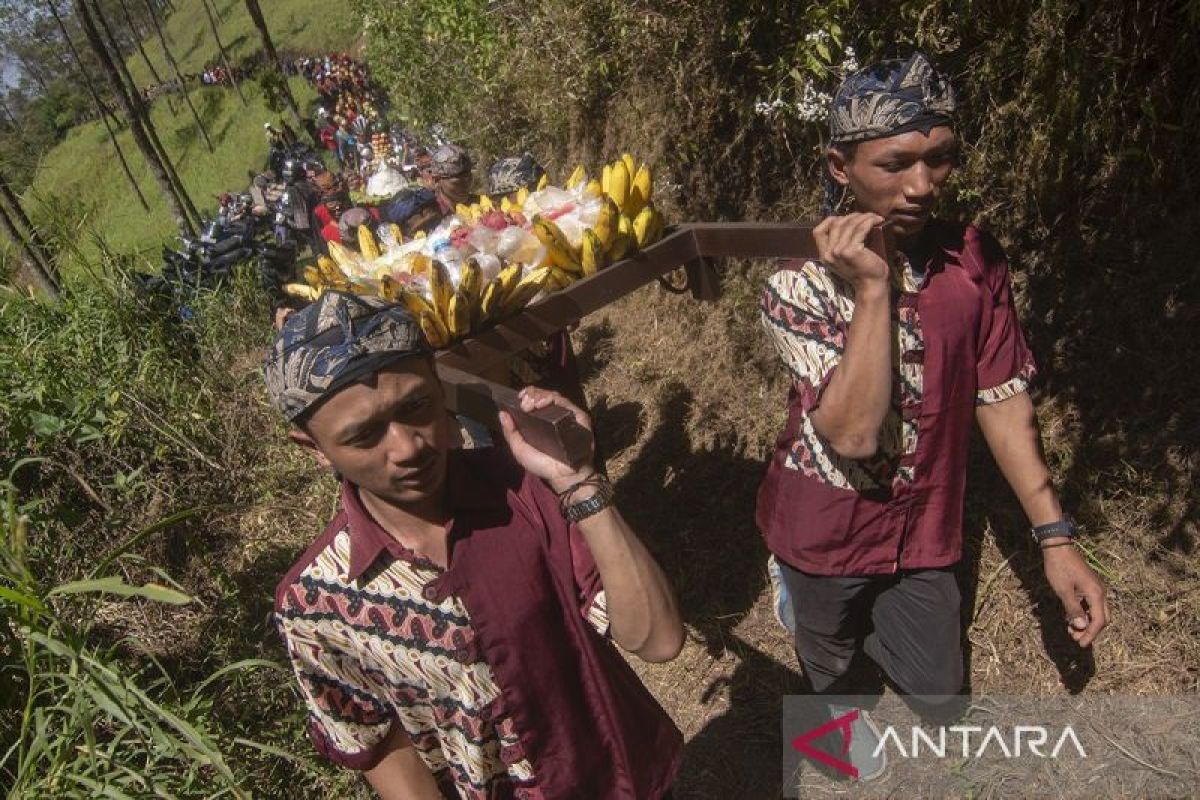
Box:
[47,0,150,212]
[139,0,214,153]
[89,0,200,228]
[76,0,195,236]
[1,203,59,297]
[114,0,177,116]
[243,0,307,135]
[0,172,59,298]
[0,168,56,275]
[200,0,246,105]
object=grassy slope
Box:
[28,79,315,264]
[20,0,357,269]
[126,0,360,85]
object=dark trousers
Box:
[778,562,964,701]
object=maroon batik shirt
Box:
[756,221,1037,575]
[275,446,682,798]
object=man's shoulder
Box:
[932,219,1005,263]
[273,508,350,614]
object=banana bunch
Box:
[561,153,668,269]
[407,258,557,348]
[284,155,669,350]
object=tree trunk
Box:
[200,0,246,105]
[115,0,177,116]
[203,0,223,24]
[90,0,200,227]
[243,0,308,136]
[76,0,195,237]
[48,0,151,213]
[0,170,56,279]
[140,0,214,153]
[0,190,59,299]
[15,54,50,95]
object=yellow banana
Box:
[536,172,549,190]
[429,260,455,321]
[593,196,619,248]
[358,224,380,261]
[399,289,436,320]
[458,258,483,306]
[326,242,363,277]
[386,222,404,246]
[581,228,605,277]
[500,196,514,214]
[479,277,504,321]
[601,164,612,196]
[546,267,575,292]
[496,263,522,299]
[627,164,652,217]
[584,178,603,198]
[621,153,636,179]
[447,290,471,338]
[302,265,322,287]
[455,202,474,221]
[283,283,318,301]
[608,231,634,262]
[632,205,656,249]
[608,160,630,214]
[530,215,581,273]
[502,266,553,313]
[647,207,666,245]
[618,213,634,238]
[317,254,347,284]
[419,309,449,349]
[479,195,494,212]
[414,230,427,240]
[515,186,530,209]
[407,254,432,277]
[565,164,587,189]
[378,275,404,302]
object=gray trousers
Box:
[778,562,965,699]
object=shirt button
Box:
[422,586,438,602]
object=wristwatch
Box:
[1031,516,1077,544]
[562,477,616,523]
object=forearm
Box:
[576,505,684,663]
[810,282,893,458]
[976,393,1063,526]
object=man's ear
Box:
[289,428,335,471]
[827,147,852,187]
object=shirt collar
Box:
[342,448,514,581]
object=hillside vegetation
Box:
[28,79,316,265]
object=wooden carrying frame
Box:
[435,222,895,465]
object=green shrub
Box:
[0,478,273,797]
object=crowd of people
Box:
[198,63,242,86]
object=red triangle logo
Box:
[791,709,860,779]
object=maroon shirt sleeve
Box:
[522,474,606,624]
[972,229,1038,403]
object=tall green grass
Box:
[0,479,275,798]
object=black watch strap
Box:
[1031,516,1077,543]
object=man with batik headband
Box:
[758,53,1109,778]
[265,292,683,798]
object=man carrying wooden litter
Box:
[264,292,683,798]
[758,52,1110,779]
